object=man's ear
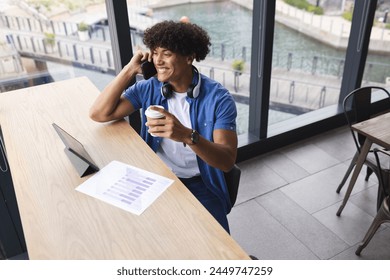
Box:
[186,55,194,64]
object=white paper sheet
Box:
[76,160,174,215]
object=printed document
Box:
[76,160,174,215]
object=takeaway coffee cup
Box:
[145,105,165,136]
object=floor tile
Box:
[313,202,379,246]
[261,151,310,183]
[228,200,318,260]
[350,185,380,217]
[309,127,356,162]
[255,190,349,259]
[331,227,390,260]
[280,163,377,214]
[235,158,287,204]
[280,143,340,174]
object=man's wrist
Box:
[183,129,199,147]
[122,64,137,80]
[190,130,200,145]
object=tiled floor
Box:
[228,126,390,260]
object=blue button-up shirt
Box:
[123,73,237,213]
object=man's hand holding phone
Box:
[141,61,157,79]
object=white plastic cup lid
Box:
[145,105,165,118]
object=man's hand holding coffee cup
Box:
[145,105,165,137]
[145,105,193,144]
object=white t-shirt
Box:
[156,91,200,178]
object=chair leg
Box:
[337,141,372,216]
[355,197,390,255]
[355,214,383,255]
[337,151,359,193]
[365,166,374,181]
[376,173,386,211]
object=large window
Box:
[365,1,390,88]
[268,0,352,135]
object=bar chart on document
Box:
[76,161,174,215]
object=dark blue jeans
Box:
[180,176,230,233]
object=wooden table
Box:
[336,112,390,216]
[0,77,249,260]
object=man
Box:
[89,20,237,232]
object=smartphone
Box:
[141,61,157,80]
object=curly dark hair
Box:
[143,20,211,62]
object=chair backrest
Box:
[343,86,390,152]
[224,164,241,210]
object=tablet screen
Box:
[52,123,98,170]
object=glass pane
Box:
[0,0,114,93]
[129,1,253,135]
[364,2,390,92]
[269,1,352,134]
